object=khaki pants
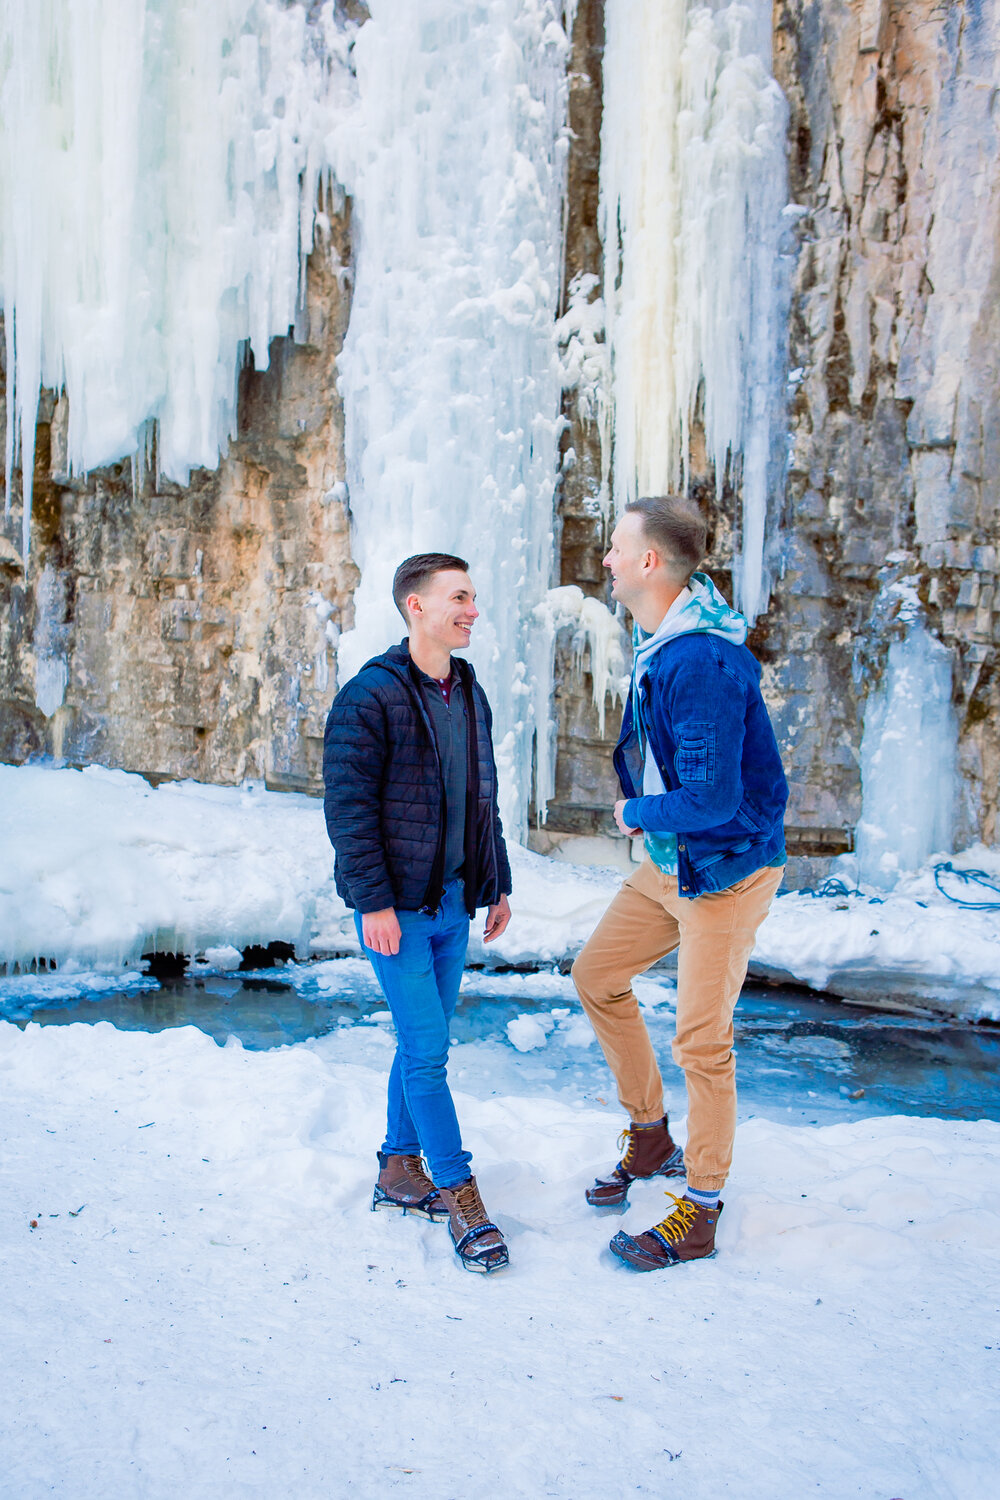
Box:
[572,857,783,1193]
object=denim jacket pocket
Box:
[735,800,765,833]
[674,724,716,784]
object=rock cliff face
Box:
[2,0,998,870]
[1,226,356,792]
[772,0,1000,854]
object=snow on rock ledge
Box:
[1,765,998,1020]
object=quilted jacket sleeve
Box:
[323,675,396,913]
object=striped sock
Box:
[685,1185,720,1210]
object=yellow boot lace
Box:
[617,1128,635,1170]
[650,1191,699,1245]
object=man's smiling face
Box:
[603,510,652,611]
[407,569,479,653]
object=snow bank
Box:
[1,1018,997,1497]
[2,764,998,1019]
[753,852,1000,1021]
[0,764,346,970]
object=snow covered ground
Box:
[1,1018,997,1498]
[3,763,999,1018]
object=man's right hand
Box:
[361,907,402,956]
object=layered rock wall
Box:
[0,224,356,792]
[772,0,1000,853]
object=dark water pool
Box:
[5,967,998,1127]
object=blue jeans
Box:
[354,879,472,1189]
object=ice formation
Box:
[0,0,346,555]
[331,1,572,837]
[32,561,69,718]
[530,585,628,819]
[856,588,958,891]
[556,270,612,514]
[599,0,790,621]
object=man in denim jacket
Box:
[573,495,788,1270]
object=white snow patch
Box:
[202,945,243,973]
[0,1018,997,1496]
[506,1012,556,1052]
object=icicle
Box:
[854,578,958,891]
[530,585,629,821]
[856,617,957,891]
[332,1,571,840]
[557,271,612,515]
[0,1,350,555]
[33,561,69,717]
[599,0,790,622]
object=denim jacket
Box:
[614,630,788,897]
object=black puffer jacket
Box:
[323,641,512,916]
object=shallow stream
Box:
[5,966,998,1128]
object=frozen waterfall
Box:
[0,0,344,556]
[331,1,572,838]
[599,0,790,622]
[856,593,958,892]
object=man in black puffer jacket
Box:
[323,553,513,1274]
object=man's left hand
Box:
[483,893,512,943]
[614,798,641,837]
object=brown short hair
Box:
[392,552,470,621]
[625,495,706,582]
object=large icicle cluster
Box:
[332,1,572,838]
[0,0,345,554]
[599,0,790,622]
[856,582,957,890]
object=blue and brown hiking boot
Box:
[371,1151,448,1221]
[585,1115,685,1208]
[609,1192,722,1270]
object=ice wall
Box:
[332,1,572,838]
[530,584,629,818]
[0,0,345,555]
[599,0,790,621]
[856,588,957,891]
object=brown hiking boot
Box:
[609,1192,722,1270]
[436,1176,509,1274]
[372,1151,448,1222]
[585,1116,685,1208]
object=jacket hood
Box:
[632,572,747,687]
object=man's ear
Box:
[406,592,422,616]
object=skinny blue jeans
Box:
[355,879,472,1189]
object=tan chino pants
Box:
[572,856,783,1193]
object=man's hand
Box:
[613,798,641,837]
[483,893,512,944]
[361,907,402,956]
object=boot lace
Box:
[400,1154,435,1194]
[450,1179,489,1227]
[617,1128,636,1171]
[650,1192,699,1246]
